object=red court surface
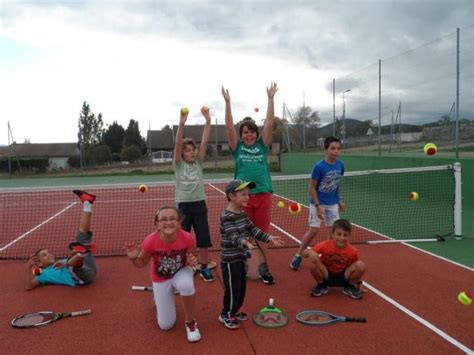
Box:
[1,245,473,354]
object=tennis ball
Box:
[458,291,472,306]
[409,192,419,201]
[181,107,189,114]
[254,107,259,112]
[424,143,437,156]
[289,202,302,215]
[138,184,148,193]
[201,105,209,113]
[33,266,42,276]
[277,201,285,208]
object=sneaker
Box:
[259,263,275,285]
[185,320,201,342]
[68,242,97,254]
[311,283,329,297]
[73,190,96,203]
[343,284,363,299]
[218,315,240,329]
[233,311,248,321]
[199,267,214,282]
[289,254,302,270]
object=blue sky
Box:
[0,0,472,144]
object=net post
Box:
[453,162,462,240]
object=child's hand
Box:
[221,86,231,103]
[269,235,283,247]
[179,110,188,124]
[186,253,198,267]
[201,107,211,122]
[316,205,325,222]
[124,242,141,260]
[26,255,39,268]
[267,81,279,99]
[338,201,346,212]
[244,240,256,250]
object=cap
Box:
[225,180,256,195]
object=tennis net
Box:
[0,164,461,260]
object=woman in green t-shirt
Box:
[221,82,279,285]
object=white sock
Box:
[83,201,92,213]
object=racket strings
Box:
[13,313,52,327]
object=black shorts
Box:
[326,271,348,287]
[177,200,212,248]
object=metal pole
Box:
[342,97,346,143]
[302,91,306,152]
[455,27,460,159]
[215,115,218,171]
[378,59,381,157]
[7,121,11,175]
[332,78,335,136]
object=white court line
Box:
[0,202,78,252]
[211,182,473,352]
[364,281,473,354]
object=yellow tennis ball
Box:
[458,291,472,306]
[181,107,189,114]
[409,192,419,201]
[277,201,285,208]
[424,143,437,156]
[138,184,148,193]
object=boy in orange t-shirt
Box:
[302,219,366,299]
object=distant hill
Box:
[319,118,422,136]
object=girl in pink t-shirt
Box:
[124,206,201,343]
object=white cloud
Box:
[0,1,472,144]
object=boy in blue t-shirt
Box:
[24,190,98,290]
[290,136,346,271]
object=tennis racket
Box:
[11,310,91,328]
[296,310,366,326]
[246,241,266,280]
[253,298,288,328]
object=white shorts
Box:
[152,266,195,330]
[309,204,340,228]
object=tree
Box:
[291,106,321,128]
[78,101,104,148]
[120,145,142,163]
[102,121,125,154]
[123,119,146,153]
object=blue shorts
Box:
[177,200,212,248]
[326,271,348,287]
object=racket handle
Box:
[132,286,153,291]
[71,310,92,317]
[345,317,367,323]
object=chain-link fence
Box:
[281,26,474,157]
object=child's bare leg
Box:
[199,248,208,265]
[79,204,92,234]
[182,295,196,322]
[309,256,328,284]
[297,227,318,254]
[344,260,366,285]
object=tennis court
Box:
[1,167,473,353]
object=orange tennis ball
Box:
[201,105,209,113]
[138,184,148,193]
[458,291,472,306]
[33,266,42,276]
[409,192,419,201]
[424,143,437,156]
[254,107,259,112]
[289,202,302,215]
